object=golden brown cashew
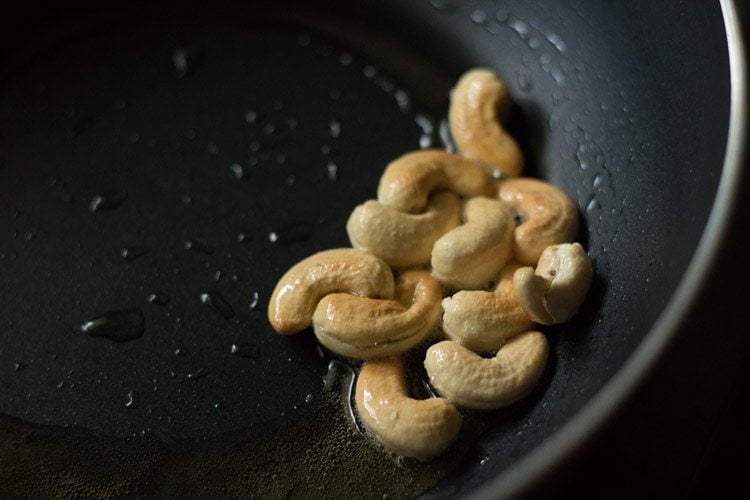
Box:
[424,332,548,410]
[312,270,442,359]
[449,68,524,177]
[498,178,579,265]
[376,149,495,213]
[441,262,533,353]
[356,357,463,461]
[346,192,461,269]
[431,196,514,290]
[268,248,395,335]
[514,242,593,325]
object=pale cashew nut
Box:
[514,242,593,325]
[355,357,463,461]
[424,332,548,410]
[346,192,461,269]
[431,196,514,290]
[312,270,442,359]
[376,149,495,213]
[268,248,395,335]
[449,68,524,177]
[441,262,533,353]
[498,178,579,265]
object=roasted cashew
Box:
[424,331,548,410]
[355,357,463,461]
[431,196,514,290]
[441,262,533,353]
[376,149,495,214]
[448,68,524,177]
[346,192,461,269]
[498,178,579,265]
[312,270,442,359]
[514,242,593,325]
[268,248,395,335]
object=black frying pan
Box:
[0,1,746,498]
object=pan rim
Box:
[472,0,748,498]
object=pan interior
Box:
[0,0,730,497]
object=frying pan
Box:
[0,0,747,497]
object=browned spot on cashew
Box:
[431,196,514,290]
[356,357,463,461]
[424,331,548,410]
[346,192,461,269]
[514,242,593,324]
[498,178,579,265]
[268,248,395,335]
[449,68,524,177]
[313,270,441,359]
[441,262,533,353]
[376,149,495,214]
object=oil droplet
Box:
[286,117,298,129]
[89,191,126,212]
[14,361,27,372]
[147,292,170,306]
[120,247,146,261]
[236,231,252,243]
[230,343,260,359]
[470,9,488,25]
[174,348,187,357]
[172,45,202,78]
[545,33,567,53]
[214,270,222,281]
[80,309,145,342]
[187,368,208,380]
[248,291,260,310]
[339,52,352,65]
[304,393,314,404]
[326,162,338,180]
[517,70,533,92]
[268,221,314,245]
[230,163,245,180]
[185,239,214,255]
[200,291,235,319]
[245,110,258,124]
[125,391,136,408]
[329,120,341,139]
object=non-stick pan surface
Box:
[0,0,741,497]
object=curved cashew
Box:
[346,192,461,269]
[376,149,495,214]
[441,262,533,353]
[498,178,579,265]
[449,68,524,177]
[268,248,395,335]
[424,332,548,410]
[355,357,463,461]
[312,270,442,359]
[514,242,593,325]
[431,196,514,290]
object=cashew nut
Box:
[424,331,548,410]
[431,196,514,290]
[268,248,395,335]
[441,262,533,353]
[355,357,463,461]
[376,149,495,213]
[514,242,593,325]
[312,270,442,359]
[346,192,461,269]
[448,68,524,177]
[498,178,579,265]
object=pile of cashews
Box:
[268,68,593,462]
